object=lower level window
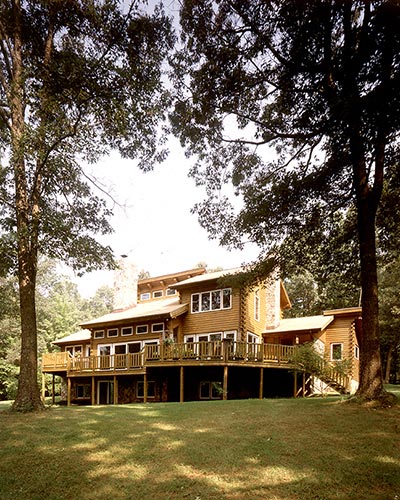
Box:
[76,384,91,399]
[200,381,222,399]
[331,343,343,361]
[137,381,155,398]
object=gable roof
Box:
[52,329,91,346]
[173,267,243,288]
[266,314,334,334]
[80,297,188,329]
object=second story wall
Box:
[179,285,241,336]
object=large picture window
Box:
[191,288,232,313]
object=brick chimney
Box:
[113,256,138,311]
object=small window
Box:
[121,327,133,336]
[94,330,104,339]
[222,288,232,309]
[354,345,359,359]
[128,342,141,354]
[152,323,164,333]
[76,384,91,399]
[166,288,176,296]
[107,328,118,338]
[136,325,148,334]
[254,289,260,321]
[137,381,155,398]
[140,292,151,301]
[153,290,163,298]
[192,294,200,313]
[201,292,211,311]
[200,381,222,400]
[331,343,343,361]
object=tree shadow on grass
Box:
[0,399,399,500]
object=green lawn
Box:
[0,390,399,500]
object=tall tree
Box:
[0,0,173,411]
[172,0,400,401]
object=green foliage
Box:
[173,0,400,399]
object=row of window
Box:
[191,288,232,313]
[94,323,164,339]
[75,381,156,400]
[139,288,177,301]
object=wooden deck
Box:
[42,341,297,376]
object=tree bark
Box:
[354,194,385,399]
[10,0,44,412]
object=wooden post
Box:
[41,373,46,402]
[293,370,298,398]
[180,366,184,403]
[302,371,306,398]
[223,366,228,400]
[67,377,71,406]
[113,376,118,405]
[259,367,264,399]
[91,377,95,405]
[52,374,55,404]
[144,372,148,403]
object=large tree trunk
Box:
[10,0,44,412]
[355,195,385,399]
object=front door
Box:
[98,380,114,404]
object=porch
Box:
[42,341,298,376]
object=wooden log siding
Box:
[178,288,241,336]
[324,317,355,363]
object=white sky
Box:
[74,136,260,297]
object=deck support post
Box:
[223,365,228,400]
[293,370,298,398]
[52,374,55,404]
[67,377,71,406]
[180,366,184,403]
[302,371,306,398]
[113,376,118,405]
[144,372,148,403]
[91,377,95,405]
[41,373,46,402]
[259,368,264,399]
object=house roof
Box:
[80,297,188,328]
[266,315,335,334]
[138,267,206,292]
[172,267,243,288]
[52,329,91,346]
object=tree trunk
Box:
[354,190,385,400]
[10,0,44,412]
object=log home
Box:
[41,261,361,404]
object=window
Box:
[137,380,155,398]
[136,325,148,334]
[114,344,127,355]
[128,342,141,354]
[331,343,343,361]
[254,289,260,321]
[200,381,222,400]
[107,328,118,338]
[166,288,176,296]
[66,345,82,357]
[152,323,164,333]
[354,345,359,359]
[94,330,104,339]
[153,290,163,298]
[191,288,232,313]
[76,384,91,399]
[121,327,133,336]
[140,292,151,301]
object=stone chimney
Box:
[113,256,138,311]
[265,275,281,330]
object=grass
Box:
[0,389,399,500]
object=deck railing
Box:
[42,341,298,374]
